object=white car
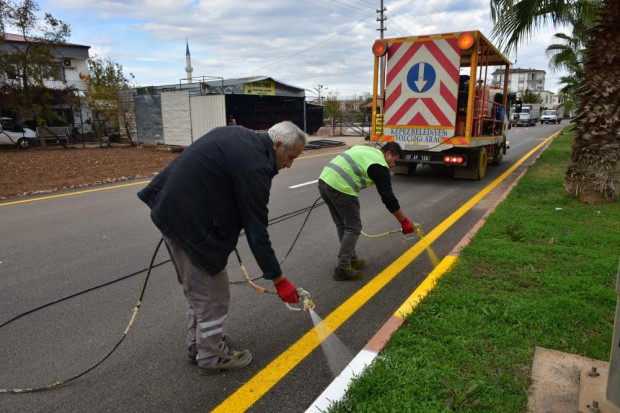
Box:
[0,117,40,149]
[541,110,560,124]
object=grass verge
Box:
[329,127,619,412]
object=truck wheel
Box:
[491,142,504,165]
[476,147,488,179]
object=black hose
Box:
[0,199,325,392]
[0,238,163,394]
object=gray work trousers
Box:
[164,237,230,367]
[318,180,361,270]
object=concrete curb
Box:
[305,165,530,413]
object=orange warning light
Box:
[372,41,388,57]
[457,32,475,50]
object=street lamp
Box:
[315,84,328,104]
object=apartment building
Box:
[492,68,546,92]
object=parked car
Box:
[0,117,40,149]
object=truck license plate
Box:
[412,154,431,161]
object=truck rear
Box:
[515,104,541,126]
[370,31,511,180]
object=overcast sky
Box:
[36,0,570,99]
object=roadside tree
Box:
[545,2,596,118]
[323,93,342,121]
[85,55,136,146]
[0,0,71,144]
[491,0,618,204]
[521,89,543,105]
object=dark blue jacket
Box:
[137,126,282,279]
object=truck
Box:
[515,104,540,127]
[370,30,511,180]
[540,109,561,124]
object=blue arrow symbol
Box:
[407,62,436,93]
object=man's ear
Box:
[273,140,282,150]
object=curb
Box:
[305,166,530,413]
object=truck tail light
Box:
[444,155,464,164]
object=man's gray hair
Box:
[268,121,307,149]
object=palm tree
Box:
[490,0,619,204]
[521,89,544,104]
[545,4,592,123]
[556,74,581,116]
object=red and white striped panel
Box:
[384,36,461,128]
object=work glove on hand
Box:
[400,218,415,235]
[275,277,300,304]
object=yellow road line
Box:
[299,150,344,160]
[0,148,346,207]
[0,180,152,207]
[213,132,558,412]
[394,255,458,319]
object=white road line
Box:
[288,180,318,189]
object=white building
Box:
[1,33,90,92]
[492,68,546,93]
[1,33,91,129]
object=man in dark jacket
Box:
[138,121,307,375]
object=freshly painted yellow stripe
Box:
[0,180,152,207]
[394,255,458,318]
[213,131,558,412]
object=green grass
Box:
[329,128,619,413]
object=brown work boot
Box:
[188,334,232,364]
[333,267,365,281]
[198,346,252,375]
[351,259,366,270]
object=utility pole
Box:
[376,0,387,118]
[376,0,386,39]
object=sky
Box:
[33,0,570,100]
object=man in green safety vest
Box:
[318,142,416,281]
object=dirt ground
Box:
[0,145,179,200]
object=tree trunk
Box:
[564,0,620,204]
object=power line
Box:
[236,16,369,77]
[314,0,374,16]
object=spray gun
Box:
[285,288,316,312]
[234,248,315,312]
[404,221,425,240]
[361,221,424,240]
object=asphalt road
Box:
[0,123,564,412]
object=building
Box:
[492,68,546,92]
[0,33,90,126]
[132,75,323,146]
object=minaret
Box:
[185,39,193,83]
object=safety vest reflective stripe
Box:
[340,152,368,189]
[325,161,361,192]
[319,146,387,196]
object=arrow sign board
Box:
[407,62,436,93]
[383,35,461,149]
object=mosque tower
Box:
[185,39,193,83]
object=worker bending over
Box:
[318,142,415,281]
[138,121,307,375]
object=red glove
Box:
[275,277,299,304]
[400,218,414,234]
